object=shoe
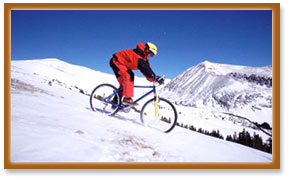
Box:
[122,97,138,106]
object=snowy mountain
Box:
[10,58,272,162]
[160,60,272,132]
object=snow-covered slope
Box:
[11,58,158,98]
[160,60,272,128]
[10,58,272,162]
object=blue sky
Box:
[11,10,272,79]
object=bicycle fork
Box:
[153,83,159,117]
[154,95,158,117]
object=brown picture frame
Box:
[4,3,280,169]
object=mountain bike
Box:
[89,79,178,133]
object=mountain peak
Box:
[41,58,63,63]
[200,60,212,66]
[160,60,272,122]
[193,60,272,77]
[195,60,225,75]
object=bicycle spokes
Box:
[90,84,121,116]
[141,98,177,133]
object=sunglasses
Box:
[149,51,155,57]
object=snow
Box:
[10,58,272,162]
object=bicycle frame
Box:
[90,81,178,133]
[103,84,157,109]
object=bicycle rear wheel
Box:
[90,83,121,116]
[140,97,177,133]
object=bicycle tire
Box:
[140,97,178,133]
[90,83,121,116]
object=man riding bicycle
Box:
[110,42,164,106]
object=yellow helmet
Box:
[146,42,158,56]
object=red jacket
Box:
[113,43,156,81]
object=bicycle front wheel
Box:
[90,83,121,116]
[140,97,177,133]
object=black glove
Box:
[154,75,165,85]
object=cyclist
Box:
[110,42,164,106]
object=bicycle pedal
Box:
[122,107,131,113]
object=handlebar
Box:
[153,75,166,87]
